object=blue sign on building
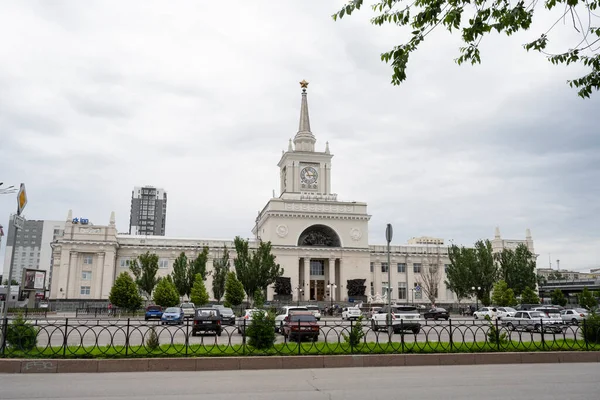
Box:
[72,218,89,225]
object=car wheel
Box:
[412,327,420,334]
[572,318,578,325]
[534,324,541,332]
[280,322,285,335]
[445,317,449,321]
[371,320,377,332]
[474,314,478,319]
[507,323,514,331]
[191,331,196,337]
[216,330,222,337]
[145,317,148,321]
[434,316,439,321]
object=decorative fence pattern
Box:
[1,317,599,359]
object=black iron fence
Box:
[1,316,599,358]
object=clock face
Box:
[300,166,318,185]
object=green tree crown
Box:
[190,273,209,306]
[129,252,160,300]
[224,271,246,307]
[152,277,180,308]
[109,272,143,311]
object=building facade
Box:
[2,218,65,288]
[129,186,167,236]
[49,84,534,304]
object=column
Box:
[67,251,78,299]
[303,258,310,301]
[374,261,382,297]
[329,258,336,302]
[338,258,345,302]
[94,252,105,299]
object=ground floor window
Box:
[309,259,324,276]
[398,282,407,300]
[80,286,91,295]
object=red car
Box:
[282,311,320,342]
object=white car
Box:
[236,309,265,334]
[179,302,196,319]
[341,307,362,321]
[306,305,322,320]
[473,307,494,319]
[496,307,517,319]
[561,308,588,325]
[274,306,308,333]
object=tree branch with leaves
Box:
[333,0,600,98]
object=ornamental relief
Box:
[79,227,102,234]
[284,203,354,213]
[276,224,289,238]
[350,228,362,241]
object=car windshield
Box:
[434,308,446,312]
[529,312,543,318]
[306,306,319,311]
[181,304,194,308]
[221,308,233,314]
[147,306,161,311]
[575,308,588,313]
[394,307,418,313]
[164,307,180,313]
[197,309,218,317]
[290,315,317,322]
[504,307,516,312]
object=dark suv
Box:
[192,308,222,336]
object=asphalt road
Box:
[1,363,599,399]
[25,318,581,349]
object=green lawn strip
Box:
[3,339,598,359]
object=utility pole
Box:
[385,224,393,335]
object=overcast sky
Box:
[1,1,598,272]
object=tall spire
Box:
[293,80,316,152]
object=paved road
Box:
[2,363,599,399]
[25,319,581,349]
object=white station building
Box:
[49,83,534,304]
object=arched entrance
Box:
[297,224,341,247]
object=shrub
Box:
[581,310,600,344]
[253,290,265,309]
[342,315,365,347]
[578,288,598,310]
[145,326,160,351]
[246,310,276,350]
[485,315,507,345]
[6,314,38,351]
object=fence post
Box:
[62,318,69,356]
[25,307,28,319]
[242,319,246,356]
[185,318,189,356]
[1,317,8,355]
[350,319,354,354]
[400,319,405,353]
[540,318,545,350]
[583,318,589,351]
[495,318,500,351]
[125,318,130,356]
[297,320,301,356]
[448,318,453,351]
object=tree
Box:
[234,237,284,304]
[417,248,441,305]
[521,286,540,304]
[2,279,18,285]
[224,271,246,307]
[496,244,537,296]
[332,0,600,98]
[129,252,160,300]
[578,287,598,310]
[551,289,568,307]
[109,272,143,311]
[548,271,565,281]
[445,245,476,303]
[171,252,188,300]
[212,245,230,303]
[187,247,210,298]
[190,273,209,306]
[152,276,180,308]
[471,240,498,306]
[491,280,517,307]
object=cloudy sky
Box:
[1,1,598,272]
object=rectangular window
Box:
[370,262,374,273]
[397,263,406,273]
[119,258,131,268]
[413,263,422,274]
[382,281,390,296]
[80,286,91,295]
[82,271,92,280]
[398,282,407,300]
[29,252,34,256]
[83,255,93,265]
[370,281,374,296]
[159,259,169,269]
[414,282,423,299]
[381,263,389,273]
[309,260,325,276]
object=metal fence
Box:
[1,316,598,358]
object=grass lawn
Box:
[3,338,599,359]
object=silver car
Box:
[561,308,588,325]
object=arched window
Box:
[297,225,341,247]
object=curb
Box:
[1,352,598,373]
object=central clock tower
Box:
[277,80,333,199]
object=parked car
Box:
[192,308,222,336]
[501,311,563,333]
[514,304,541,311]
[370,305,421,334]
[274,306,308,333]
[423,307,449,320]
[282,311,320,342]
[160,307,184,325]
[180,302,196,319]
[218,307,236,325]
[473,307,494,319]
[236,309,264,334]
[145,305,163,321]
[341,307,362,321]
[531,307,562,323]
[306,305,322,320]
[561,308,588,325]
[496,307,517,319]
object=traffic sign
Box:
[13,215,25,230]
[415,285,421,292]
[385,223,393,243]
[17,183,27,216]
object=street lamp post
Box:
[327,282,337,309]
[471,286,481,310]
[0,183,17,195]
[385,224,393,335]
[296,285,304,307]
